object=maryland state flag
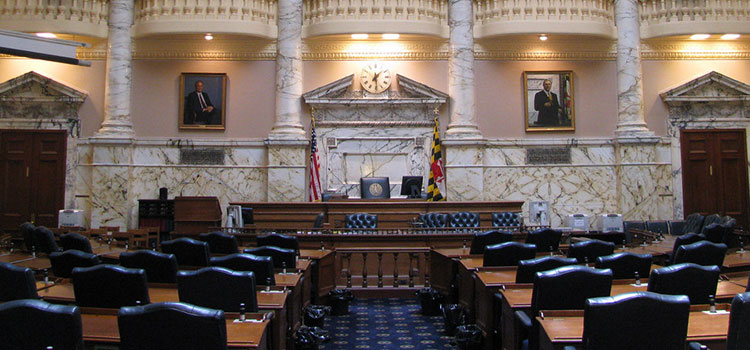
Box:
[426,116,445,201]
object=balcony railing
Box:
[0,0,108,38]
[640,0,750,38]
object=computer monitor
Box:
[400,176,423,199]
[360,177,391,199]
[241,207,254,225]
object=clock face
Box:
[360,63,392,94]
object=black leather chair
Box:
[210,253,276,286]
[483,242,537,267]
[700,214,722,234]
[622,221,645,244]
[567,240,615,264]
[49,249,101,278]
[345,213,378,229]
[19,222,37,252]
[673,240,728,267]
[0,262,39,301]
[668,232,706,264]
[60,232,93,253]
[313,213,325,228]
[595,252,653,280]
[645,220,670,235]
[120,250,179,283]
[469,230,514,254]
[118,302,227,350]
[448,211,480,228]
[243,246,296,269]
[525,228,563,253]
[492,212,520,228]
[418,213,448,228]
[33,226,60,254]
[701,223,727,244]
[683,213,706,235]
[0,299,84,350]
[580,292,690,350]
[198,231,239,255]
[668,220,687,236]
[690,292,750,350]
[72,264,150,308]
[515,256,578,284]
[648,263,720,304]
[177,267,258,312]
[257,232,299,253]
[161,238,211,267]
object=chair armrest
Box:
[688,342,709,350]
[514,310,532,349]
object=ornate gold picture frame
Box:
[524,71,575,132]
[179,73,227,130]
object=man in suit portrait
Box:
[533,79,562,126]
[184,80,220,125]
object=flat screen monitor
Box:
[241,207,254,225]
[400,176,423,199]
[360,177,391,199]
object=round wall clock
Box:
[360,63,392,94]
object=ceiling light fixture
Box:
[351,34,369,40]
[382,33,400,40]
[539,34,548,41]
[35,33,57,39]
[720,34,740,40]
[204,33,213,40]
[690,34,710,40]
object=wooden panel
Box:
[0,132,33,230]
[32,133,67,228]
[681,131,716,215]
[717,131,749,229]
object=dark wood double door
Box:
[681,129,749,230]
[0,130,67,231]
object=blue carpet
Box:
[319,298,457,350]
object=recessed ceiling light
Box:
[539,34,548,41]
[204,33,213,40]
[720,34,740,40]
[382,33,400,40]
[351,34,369,40]
[36,33,57,39]
[690,34,710,40]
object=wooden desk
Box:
[537,306,730,350]
[430,248,475,300]
[300,249,335,302]
[722,250,750,271]
[0,252,36,263]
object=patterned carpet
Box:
[319,298,457,350]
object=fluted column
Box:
[614,0,653,138]
[270,0,305,140]
[446,0,481,138]
[96,0,134,138]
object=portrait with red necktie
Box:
[179,73,227,130]
[523,71,575,132]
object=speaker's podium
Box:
[173,196,221,235]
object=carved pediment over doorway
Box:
[661,71,750,105]
[0,71,88,120]
[660,71,750,125]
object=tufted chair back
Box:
[448,211,480,228]
[720,215,736,227]
[531,266,613,315]
[60,233,93,253]
[648,263,720,304]
[645,221,670,235]
[72,264,150,308]
[525,228,563,253]
[118,302,226,350]
[19,222,37,252]
[469,230,513,254]
[623,221,645,244]
[50,250,101,278]
[177,267,258,312]
[418,213,448,228]
[515,256,578,283]
[198,231,239,255]
[33,226,60,254]
[683,213,705,235]
[492,212,520,228]
[0,262,39,301]
[243,246,296,270]
[161,238,211,267]
[345,213,378,229]
[483,242,537,267]
[567,240,615,264]
[211,253,276,286]
[581,292,690,350]
[257,232,299,253]
[701,214,722,234]
[0,299,83,350]
[727,292,750,350]
[120,250,179,283]
[674,240,727,267]
[595,252,653,280]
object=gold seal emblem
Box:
[369,183,383,196]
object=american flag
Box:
[309,114,322,201]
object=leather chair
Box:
[243,246,296,269]
[483,242,537,267]
[469,230,514,255]
[673,240,728,267]
[49,249,101,278]
[33,226,60,254]
[161,237,211,267]
[0,262,39,301]
[668,232,706,264]
[257,232,299,253]
[345,213,378,229]
[120,250,179,283]
[211,253,276,286]
[701,223,726,244]
[645,220,670,235]
[198,231,239,255]
[118,302,227,350]
[177,267,258,312]
[492,212,521,228]
[525,228,563,253]
[0,299,84,350]
[594,252,653,280]
[515,256,578,284]
[690,292,750,350]
[60,232,93,253]
[418,213,448,228]
[648,263,720,304]
[19,222,36,252]
[668,220,687,236]
[567,240,615,264]
[622,221,645,244]
[448,211,480,228]
[580,292,690,350]
[313,212,325,228]
[683,213,706,235]
[72,264,150,308]
[700,213,722,235]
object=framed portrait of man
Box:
[523,71,575,132]
[179,73,227,130]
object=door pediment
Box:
[660,71,750,105]
[0,71,87,120]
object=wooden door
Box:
[0,130,67,230]
[681,129,749,230]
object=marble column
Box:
[96,0,134,138]
[270,0,306,140]
[614,0,653,138]
[446,0,481,138]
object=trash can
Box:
[303,305,331,327]
[416,287,444,316]
[294,325,331,350]
[455,324,483,350]
[328,289,354,315]
[441,304,466,336]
